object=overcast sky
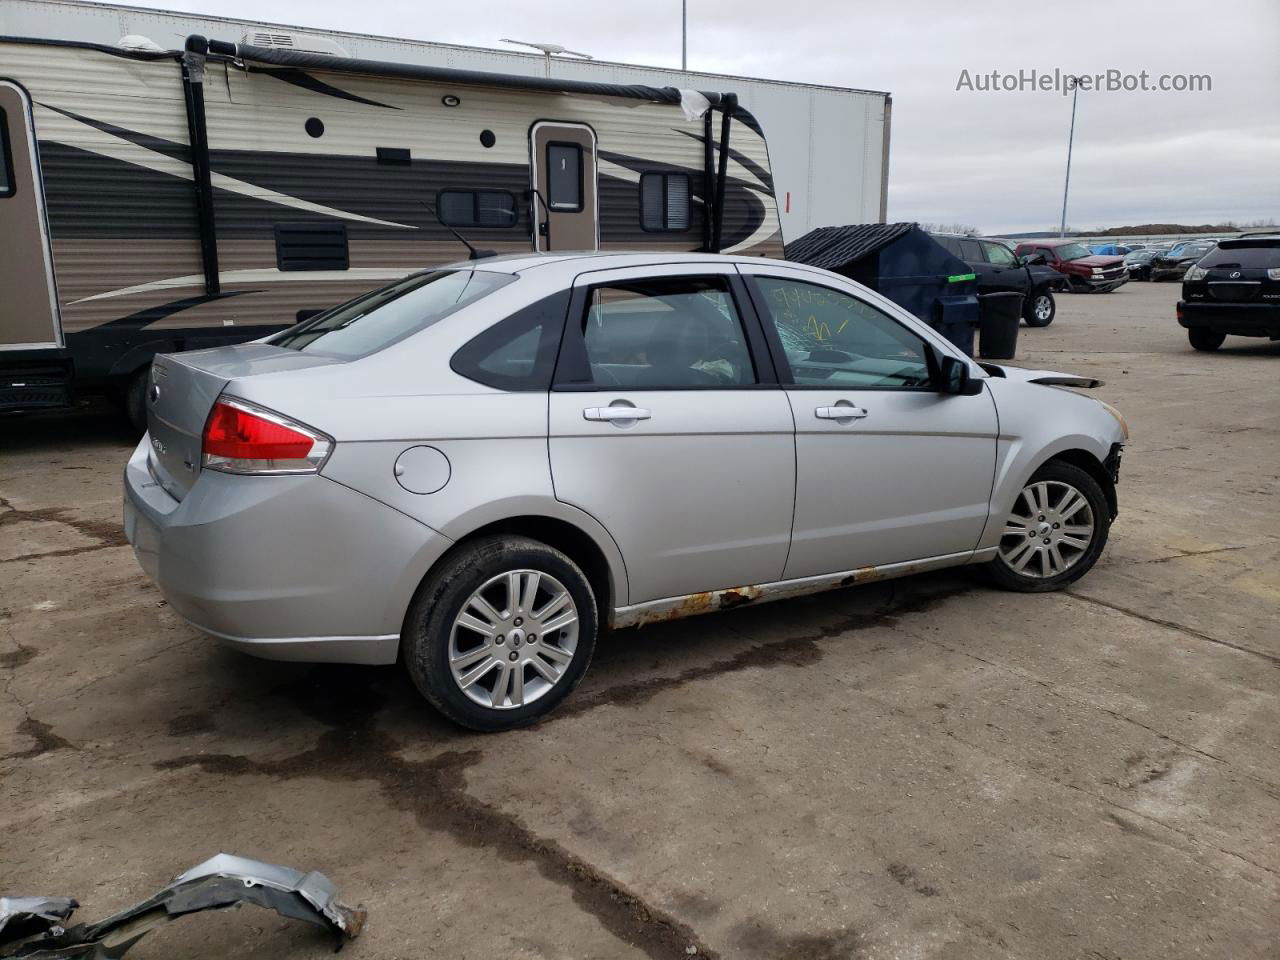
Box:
[124,0,1280,233]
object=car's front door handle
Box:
[583,406,651,422]
[815,404,868,421]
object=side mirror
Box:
[936,354,983,396]
[1025,253,1047,266]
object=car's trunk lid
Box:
[146,344,342,500]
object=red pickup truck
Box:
[1014,239,1128,292]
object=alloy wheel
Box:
[449,569,580,710]
[998,480,1095,579]
[1033,295,1053,321]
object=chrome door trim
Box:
[610,548,992,628]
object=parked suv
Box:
[1150,239,1218,282]
[1178,235,1280,351]
[932,234,1067,326]
[1014,239,1127,292]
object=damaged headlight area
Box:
[0,854,365,959]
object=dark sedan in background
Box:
[1178,235,1280,351]
[1150,239,1218,282]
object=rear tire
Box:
[986,460,1110,593]
[403,535,598,731]
[1188,328,1226,352]
[1023,291,1055,327]
[123,366,149,435]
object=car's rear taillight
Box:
[202,397,332,475]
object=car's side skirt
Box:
[610,548,997,629]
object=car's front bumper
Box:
[123,438,452,665]
[1150,267,1188,282]
[1177,301,1280,338]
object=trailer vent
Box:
[239,31,351,56]
[274,223,349,271]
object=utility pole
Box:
[1059,75,1080,238]
[682,0,687,70]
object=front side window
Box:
[984,241,1017,266]
[0,106,12,198]
[640,172,691,231]
[271,269,515,359]
[546,143,583,211]
[578,276,755,388]
[753,276,932,389]
[439,190,518,228]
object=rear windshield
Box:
[1200,241,1280,269]
[271,269,516,358]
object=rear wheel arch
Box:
[409,515,619,634]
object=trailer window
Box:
[546,143,583,211]
[0,107,13,198]
[438,190,518,228]
[640,173,690,232]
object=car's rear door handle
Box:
[584,406,651,422]
[815,404,867,421]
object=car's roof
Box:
[435,250,814,277]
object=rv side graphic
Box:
[0,34,781,420]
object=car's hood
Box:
[980,363,1103,388]
[1071,255,1125,268]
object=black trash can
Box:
[978,292,1023,359]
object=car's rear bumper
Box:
[1177,301,1280,338]
[123,438,452,665]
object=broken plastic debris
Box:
[0,854,365,959]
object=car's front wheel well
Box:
[1041,449,1117,518]
[431,516,615,628]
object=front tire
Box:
[403,535,598,731]
[987,460,1110,592]
[1023,290,1056,327]
[1188,328,1226,352]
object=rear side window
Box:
[271,269,516,359]
[640,173,691,231]
[574,276,756,388]
[933,236,961,257]
[438,190,518,228]
[959,238,983,261]
[451,290,570,391]
[0,106,12,197]
[1201,242,1280,269]
[546,143,583,211]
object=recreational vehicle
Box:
[0,34,781,425]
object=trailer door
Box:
[0,81,61,350]
[531,122,598,252]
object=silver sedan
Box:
[124,252,1128,730]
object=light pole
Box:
[1059,75,1081,238]
[682,0,687,70]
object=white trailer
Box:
[0,0,892,238]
